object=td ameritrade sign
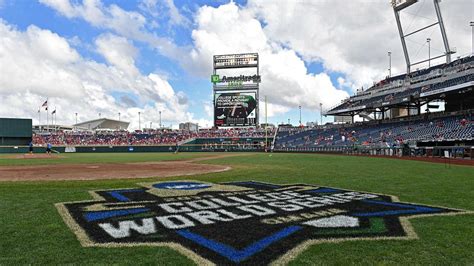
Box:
[211,74,261,84]
[57,181,466,265]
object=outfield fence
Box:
[273,146,474,160]
[2,144,472,160]
[0,143,266,154]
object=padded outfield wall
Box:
[0,137,272,153]
[0,118,32,145]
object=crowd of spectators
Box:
[329,55,474,113]
[275,113,473,149]
[32,128,275,146]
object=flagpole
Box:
[38,108,41,130]
[46,98,49,132]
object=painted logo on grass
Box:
[56,181,465,265]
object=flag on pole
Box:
[46,107,48,111]
[42,100,48,107]
[52,109,56,114]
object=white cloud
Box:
[95,33,139,76]
[39,0,181,59]
[164,0,191,27]
[187,2,349,112]
[24,0,474,125]
[0,20,191,130]
[248,0,473,89]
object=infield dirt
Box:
[0,154,246,181]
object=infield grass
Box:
[0,152,473,265]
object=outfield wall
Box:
[273,146,474,159]
[0,145,173,153]
[0,137,271,153]
[0,144,265,153]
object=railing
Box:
[273,145,474,160]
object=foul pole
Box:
[265,96,268,150]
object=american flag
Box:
[41,100,48,107]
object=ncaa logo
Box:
[153,182,212,190]
[56,180,468,265]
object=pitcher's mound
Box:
[14,154,63,159]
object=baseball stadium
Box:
[0,0,473,265]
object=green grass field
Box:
[0,152,473,265]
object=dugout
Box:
[0,118,32,145]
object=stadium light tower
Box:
[427,38,431,67]
[392,0,453,73]
[388,51,392,77]
[159,111,162,128]
[298,106,302,126]
[118,112,121,121]
[471,21,474,54]
[138,111,141,130]
[320,103,323,125]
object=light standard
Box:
[288,118,290,125]
[118,112,121,121]
[138,111,141,131]
[388,51,392,77]
[75,112,78,131]
[470,21,474,55]
[298,105,302,126]
[159,111,162,128]
[427,38,431,67]
[320,102,323,125]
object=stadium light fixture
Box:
[320,103,323,126]
[299,106,302,126]
[159,111,162,129]
[427,38,431,67]
[388,51,392,77]
[391,0,418,11]
[471,21,474,54]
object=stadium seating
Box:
[32,128,275,146]
[274,112,473,150]
[329,56,474,113]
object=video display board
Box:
[214,90,257,127]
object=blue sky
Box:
[1,0,471,129]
